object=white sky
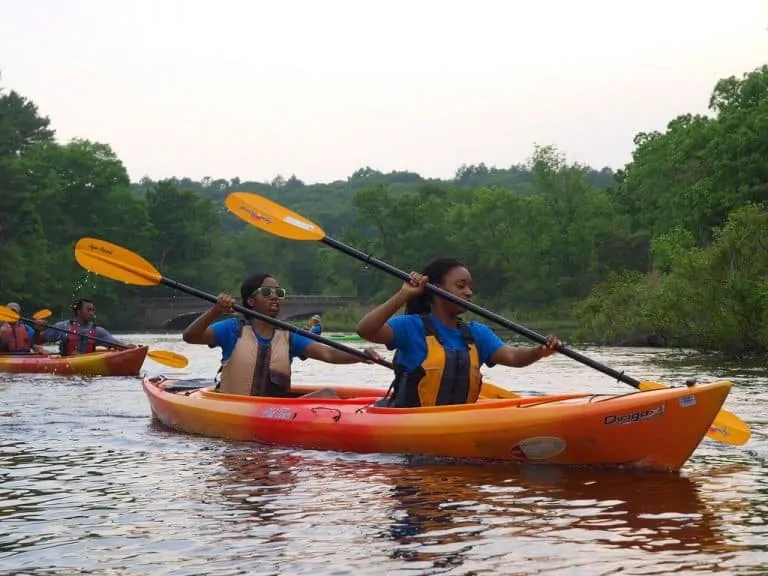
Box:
[2,0,767,184]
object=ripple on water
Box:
[1,341,768,575]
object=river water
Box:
[1,333,767,575]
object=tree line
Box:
[1,65,766,357]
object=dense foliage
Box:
[2,65,766,356]
[576,65,768,357]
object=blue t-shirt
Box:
[386,314,505,372]
[310,324,322,335]
[41,321,119,345]
[210,318,313,362]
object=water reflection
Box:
[216,450,298,522]
[385,464,735,566]
[211,448,747,574]
[1,337,767,575]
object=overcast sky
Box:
[2,0,766,184]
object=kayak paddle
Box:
[0,305,188,369]
[71,237,518,400]
[224,191,750,446]
[73,237,395,369]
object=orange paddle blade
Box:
[74,237,162,286]
[32,309,52,320]
[640,380,750,446]
[225,192,326,241]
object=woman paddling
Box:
[355,258,563,408]
[183,272,381,398]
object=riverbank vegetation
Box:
[1,65,765,357]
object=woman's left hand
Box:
[362,346,383,363]
[538,335,563,357]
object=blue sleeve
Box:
[385,315,426,372]
[93,326,119,345]
[210,318,240,361]
[289,332,313,360]
[25,325,35,341]
[469,322,506,366]
[42,321,69,342]
[386,315,417,352]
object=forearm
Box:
[494,345,547,368]
[183,307,220,343]
[516,346,547,367]
[355,292,409,340]
[105,337,130,349]
[305,342,370,364]
[38,328,61,344]
[325,348,368,364]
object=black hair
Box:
[72,298,94,314]
[405,258,466,316]
[240,273,273,307]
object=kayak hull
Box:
[142,377,731,471]
[0,346,149,376]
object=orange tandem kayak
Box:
[142,376,731,471]
[0,346,149,376]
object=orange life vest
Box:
[383,315,482,408]
[0,323,31,352]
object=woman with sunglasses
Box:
[183,272,381,398]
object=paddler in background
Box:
[356,257,563,408]
[305,314,323,335]
[36,298,135,356]
[0,302,45,354]
[182,272,382,398]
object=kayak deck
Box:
[0,346,149,376]
[142,376,731,472]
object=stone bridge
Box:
[138,295,370,330]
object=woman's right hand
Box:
[214,293,236,314]
[398,272,428,299]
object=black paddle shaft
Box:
[157,276,394,370]
[17,315,130,351]
[320,236,642,389]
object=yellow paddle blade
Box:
[479,381,521,399]
[0,307,50,322]
[0,305,20,323]
[225,192,326,241]
[147,350,189,369]
[74,237,162,286]
[638,380,669,391]
[640,380,751,446]
[706,410,751,446]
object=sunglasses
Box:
[251,286,287,299]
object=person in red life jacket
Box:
[37,298,136,356]
[0,302,45,354]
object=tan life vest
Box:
[218,322,292,397]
